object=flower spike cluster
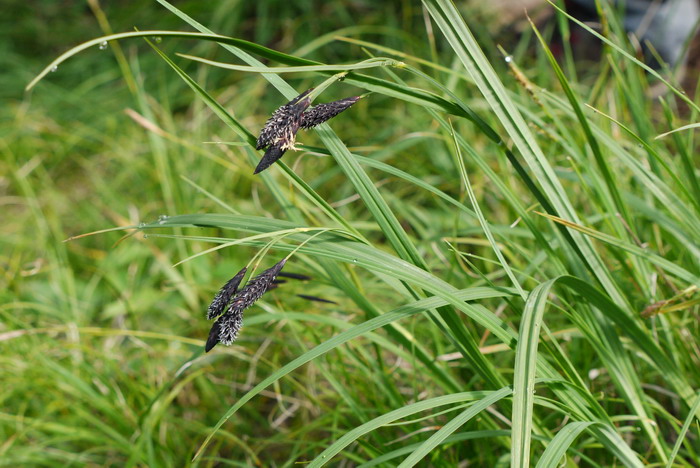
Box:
[254,89,362,174]
[205,259,287,352]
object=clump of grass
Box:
[5,0,700,466]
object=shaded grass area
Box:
[2,0,700,466]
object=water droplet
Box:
[99,41,108,50]
[50,65,58,73]
[143,234,149,239]
[505,56,513,63]
[157,215,169,225]
[138,222,146,229]
[153,36,162,43]
[352,259,358,264]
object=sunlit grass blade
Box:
[306,388,512,467]
[511,280,555,467]
[177,53,401,73]
[536,421,598,468]
[396,387,512,467]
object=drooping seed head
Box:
[203,259,288,352]
[300,96,361,129]
[206,267,247,319]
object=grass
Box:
[2,0,700,466]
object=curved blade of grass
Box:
[511,279,556,467]
[665,391,700,468]
[395,387,512,467]
[656,120,700,139]
[536,421,598,468]
[177,53,401,73]
[26,30,287,91]
[357,430,511,467]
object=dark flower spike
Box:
[253,89,361,174]
[228,258,287,312]
[204,259,287,353]
[300,96,362,129]
[253,145,285,174]
[255,88,314,150]
[205,319,221,352]
[254,91,312,174]
[205,310,243,352]
[217,311,243,346]
[206,267,247,319]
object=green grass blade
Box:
[396,387,512,467]
[307,388,512,468]
[665,392,700,468]
[536,421,597,468]
[511,280,556,467]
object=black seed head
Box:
[203,259,287,352]
[228,259,287,312]
[300,96,361,129]
[206,267,248,319]
[255,89,314,150]
[217,311,243,346]
[254,144,286,174]
[205,320,221,352]
[205,310,244,352]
